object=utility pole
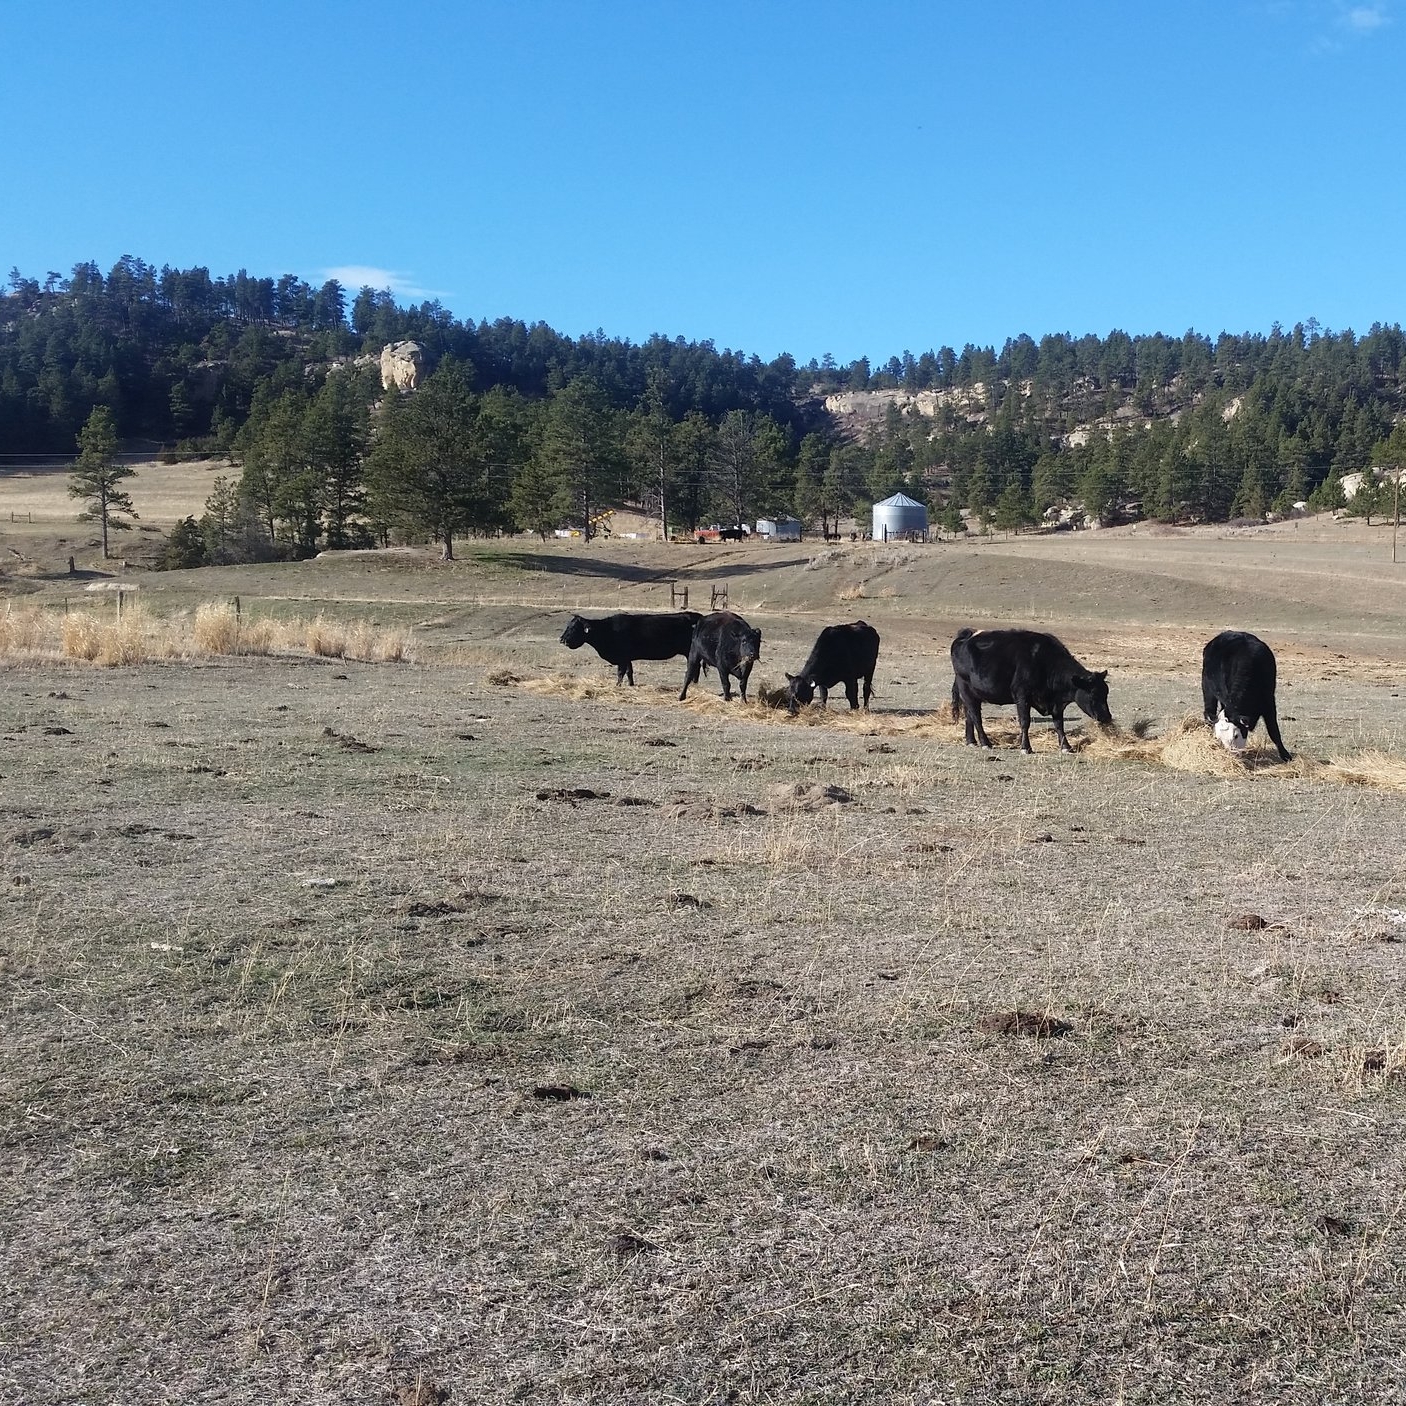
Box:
[1393,468,1400,565]
[659,442,668,543]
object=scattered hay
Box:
[1322,751,1406,791]
[488,671,1406,792]
[1090,712,1252,776]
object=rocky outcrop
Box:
[380,341,426,392]
[822,386,991,437]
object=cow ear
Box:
[1095,670,1108,681]
[785,672,796,683]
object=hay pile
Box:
[1089,713,1406,792]
[503,670,1406,793]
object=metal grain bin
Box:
[871,492,929,542]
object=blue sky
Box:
[4,1,1403,364]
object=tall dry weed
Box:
[58,604,175,666]
[305,615,347,659]
[193,603,242,654]
[60,613,103,661]
[192,603,282,657]
[0,605,54,655]
[96,610,151,666]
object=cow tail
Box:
[950,629,973,719]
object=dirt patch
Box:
[977,1011,1075,1038]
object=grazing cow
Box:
[783,621,881,715]
[679,611,762,702]
[1201,630,1292,762]
[950,627,1112,753]
[559,610,702,686]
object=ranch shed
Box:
[755,515,803,541]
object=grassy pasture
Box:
[3,522,1406,1404]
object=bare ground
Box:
[3,526,1406,1404]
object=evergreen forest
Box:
[4,257,1406,563]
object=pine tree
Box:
[993,480,1036,533]
[366,358,483,560]
[68,407,137,557]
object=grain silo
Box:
[872,492,929,542]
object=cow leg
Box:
[679,654,700,700]
[1262,706,1293,763]
[1050,706,1074,754]
[817,685,829,709]
[843,680,859,710]
[862,671,873,710]
[736,660,754,702]
[1016,698,1036,753]
[1202,677,1220,727]
[957,683,991,748]
[617,662,631,686]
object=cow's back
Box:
[1203,630,1275,687]
[803,621,880,684]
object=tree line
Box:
[10,257,1406,564]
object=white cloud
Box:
[321,265,441,301]
[1343,3,1389,30]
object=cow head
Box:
[1072,670,1113,725]
[742,628,762,663]
[1214,706,1249,753]
[559,615,589,649]
[783,672,814,714]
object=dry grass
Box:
[60,604,164,665]
[4,634,1406,1403]
[1091,713,1406,792]
[4,533,1406,1402]
[499,672,1406,795]
[0,600,414,667]
[0,604,50,653]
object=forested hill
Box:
[0,258,808,452]
[4,258,1406,558]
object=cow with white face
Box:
[1202,630,1292,762]
[1213,708,1249,753]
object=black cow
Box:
[560,611,702,686]
[679,611,762,702]
[950,627,1112,753]
[1201,630,1292,762]
[783,621,880,715]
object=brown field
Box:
[3,496,1406,1404]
